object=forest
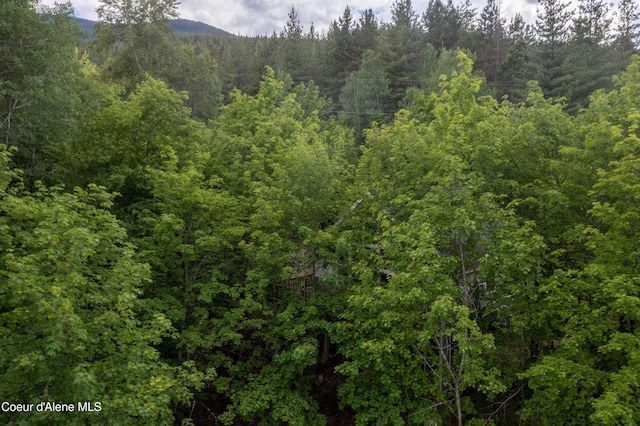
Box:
[1,0,640,424]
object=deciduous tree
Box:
[0,149,200,425]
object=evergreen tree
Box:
[496,14,537,102]
[339,51,392,143]
[379,0,424,110]
[422,0,462,51]
[354,9,379,55]
[572,0,612,42]
[324,7,359,105]
[210,35,271,99]
[301,23,323,89]
[534,0,573,98]
[535,0,572,45]
[281,6,303,39]
[456,0,478,48]
[560,0,616,113]
[478,0,503,42]
[275,7,311,81]
[475,0,506,82]
[614,0,640,59]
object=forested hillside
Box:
[2,0,640,424]
[75,17,233,38]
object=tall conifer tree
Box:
[534,0,572,97]
[379,0,423,109]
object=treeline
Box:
[79,0,640,147]
[2,0,640,425]
[199,0,640,115]
[85,0,640,123]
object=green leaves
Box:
[331,53,543,424]
[0,1,87,186]
[0,155,195,425]
[60,75,206,197]
[8,12,640,422]
[521,56,640,425]
[339,51,392,143]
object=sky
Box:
[39,0,554,37]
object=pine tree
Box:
[275,7,306,78]
[354,8,379,54]
[324,7,359,104]
[475,0,506,82]
[572,0,612,42]
[534,0,573,98]
[339,51,391,143]
[422,0,462,51]
[379,0,423,109]
[560,0,616,113]
[281,6,303,39]
[494,13,537,102]
[535,0,572,45]
[614,0,640,59]
[456,0,478,48]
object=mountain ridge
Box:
[75,17,233,37]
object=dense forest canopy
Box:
[1,0,640,424]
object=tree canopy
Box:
[3,0,640,424]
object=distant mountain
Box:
[169,19,232,36]
[76,17,96,35]
[74,17,232,38]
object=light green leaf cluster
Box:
[331,52,543,425]
[104,67,354,423]
[0,150,196,425]
[522,56,640,425]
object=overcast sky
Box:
[40,0,561,37]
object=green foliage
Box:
[161,43,221,120]
[522,56,640,425]
[422,0,462,51]
[114,67,354,424]
[378,0,425,109]
[92,0,221,120]
[8,4,640,422]
[212,66,348,232]
[0,150,198,425]
[324,7,361,104]
[615,0,640,58]
[0,0,87,185]
[332,53,543,425]
[60,75,206,201]
[417,47,483,97]
[472,0,506,83]
[339,51,392,144]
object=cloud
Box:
[61,0,99,20]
